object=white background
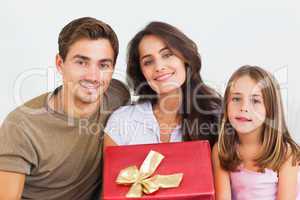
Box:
[1,0,299,141]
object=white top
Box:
[104,101,183,145]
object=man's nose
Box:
[85,64,100,82]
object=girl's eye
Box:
[232,97,240,102]
[251,98,261,104]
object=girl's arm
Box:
[277,149,299,200]
[212,144,232,200]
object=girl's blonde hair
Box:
[218,65,300,171]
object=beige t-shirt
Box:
[0,79,130,200]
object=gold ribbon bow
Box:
[116,150,183,198]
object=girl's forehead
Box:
[229,75,263,96]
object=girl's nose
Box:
[240,101,249,112]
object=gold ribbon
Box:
[116,150,184,198]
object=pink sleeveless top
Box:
[230,167,300,200]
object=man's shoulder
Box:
[107,79,130,97]
[105,79,131,108]
[23,92,49,109]
[4,92,49,124]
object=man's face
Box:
[56,38,115,105]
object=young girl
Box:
[212,65,300,200]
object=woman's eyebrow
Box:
[159,47,169,53]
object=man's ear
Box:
[55,54,63,75]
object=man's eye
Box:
[100,63,109,68]
[100,63,110,69]
[75,60,86,66]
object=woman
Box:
[104,21,221,148]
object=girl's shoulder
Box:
[212,143,221,164]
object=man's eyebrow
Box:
[72,55,113,64]
[72,55,90,61]
[99,59,113,63]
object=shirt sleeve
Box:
[0,118,38,175]
[104,108,129,145]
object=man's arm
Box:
[0,171,25,199]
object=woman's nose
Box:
[154,59,166,72]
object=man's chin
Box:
[76,94,101,104]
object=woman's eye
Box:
[143,60,153,66]
[162,52,172,58]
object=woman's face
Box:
[138,35,186,95]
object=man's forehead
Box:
[66,38,114,61]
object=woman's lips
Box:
[154,72,174,81]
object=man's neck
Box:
[49,87,101,119]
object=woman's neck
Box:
[155,88,182,119]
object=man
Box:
[0,17,130,199]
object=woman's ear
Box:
[55,54,63,75]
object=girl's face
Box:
[227,75,266,135]
[138,35,186,95]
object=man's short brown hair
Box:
[58,17,119,64]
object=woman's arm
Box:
[277,149,299,200]
[103,133,118,151]
[212,144,232,200]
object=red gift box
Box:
[103,141,215,200]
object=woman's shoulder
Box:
[110,101,152,119]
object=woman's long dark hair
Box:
[127,21,222,147]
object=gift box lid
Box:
[103,140,214,199]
